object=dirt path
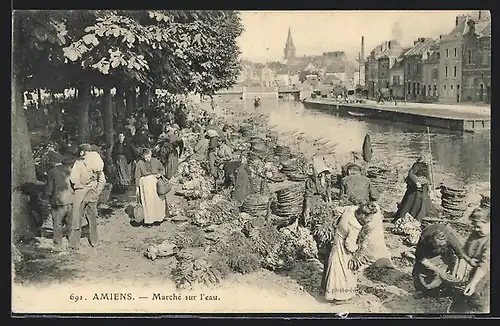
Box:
[13,185,453,314]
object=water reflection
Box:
[230,99,490,186]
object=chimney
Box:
[478,11,482,20]
[456,16,459,26]
[388,41,391,49]
[361,36,365,64]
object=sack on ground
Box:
[125,203,144,223]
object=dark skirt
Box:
[166,152,179,180]
[394,185,438,222]
[115,155,132,187]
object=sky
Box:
[237,10,475,63]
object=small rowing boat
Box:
[348,111,367,117]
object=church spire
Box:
[284,27,296,62]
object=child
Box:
[449,207,490,313]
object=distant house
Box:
[389,47,410,99]
[365,40,403,98]
[422,44,440,102]
[402,37,438,102]
[461,13,491,104]
[260,66,276,87]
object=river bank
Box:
[12,98,489,314]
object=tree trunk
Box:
[126,87,136,116]
[77,83,91,144]
[102,87,114,151]
[115,85,125,120]
[140,86,150,109]
[37,87,42,110]
[12,65,37,240]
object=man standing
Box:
[69,144,106,250]
[45,151,74,250]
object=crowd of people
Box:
[37,98,489,314]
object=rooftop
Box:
[406,38,437,57]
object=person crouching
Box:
[69,144,106,250]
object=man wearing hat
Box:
[45,151,74,250]
[340,163,379,205]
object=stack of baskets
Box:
[280,157,307,182]
[274,184,305,218]
[241,194,270,217]
[250,141,269,158]
[274,145,291,160]
[366,165,399,193]
[440,184,468,220]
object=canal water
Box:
[222,98,490,189]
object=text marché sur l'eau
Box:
[90,293,220,301]
[152,293,220,301]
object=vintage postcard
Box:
[11,10,491,315]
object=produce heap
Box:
[141,100,323,290]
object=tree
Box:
[12,10,69,238]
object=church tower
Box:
[284,27,296,63]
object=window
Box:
[407,82,411,94]
[432,68,438,79]
[445,66,448,77]
[446,49,449,58]
[453,66,457,77]
[433,84,437,96]
[428,85,432,93]
[417,83,420,95]
[481,73,484,78]
[451,85,454,90]
[454,48,457,57]
[386,81,390,88]
[482,51,488,65]
[468,50,472,64]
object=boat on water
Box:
[347,111,367,117]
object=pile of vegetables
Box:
[214,231,262,274]
[177,176,213,200]
[309,200,340,246]
[170,247,231,290]
[281,226,319,260]
[246,223,295,271]
[187,195,240,227]
[391,213,422,246]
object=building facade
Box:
[461,15,491,104]
[421,46,440,102]
[377,56,390,91]
[403,38,437,102]
[390,60,405,99]
[438,15,469,103]
[365,40,403,98]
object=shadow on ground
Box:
[276,259,326,303]
[14,244,79,284]
[364,265,414,293]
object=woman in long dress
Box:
[323,202,378,302]
[161,129,183,180]
[111,132,133,193]
[392,153,438,223]
[134,148,169,226]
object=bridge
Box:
[215,86,303,100]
